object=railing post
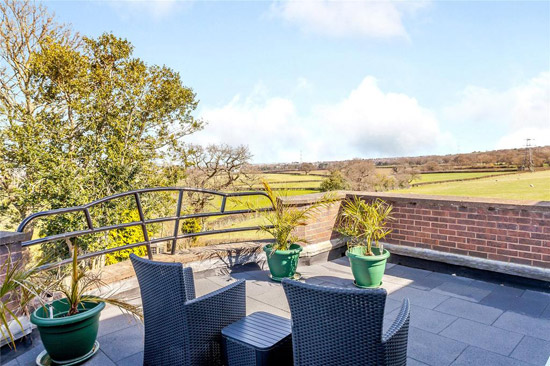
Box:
[171,190,184,255]
[0,231,33,346]
[134,193,153,260]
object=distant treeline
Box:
[256,146,550,172]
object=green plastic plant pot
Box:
[263,243,303,281]
[346,247,390,288]
[30,299,105,363]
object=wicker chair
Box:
[281,279,410,366]
[130,254,246,366]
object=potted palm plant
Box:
[0,254,43,349]
[256,181,334,281]
[30,243,143,365]
[336,197,393,288]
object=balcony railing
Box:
[17,187,273,271]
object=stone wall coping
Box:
[0,231,32,246]
[280,190,550,211]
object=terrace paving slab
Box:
[407,327,467,366]
[392,305,458,334]
[116,351,143,366]
[451,346,532,366]
[3,258,550,366]
[480,291,548,317]
[510,336,550,366]
[493,311,550,341]
[440,318,524,355]
[389,286,449,309]
[431,281,492,302]
[435,297,504,325]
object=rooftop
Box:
[3,256,550,366]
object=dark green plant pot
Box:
[30,299,105,363]
[346,247,390,288]
[263,243,303,281]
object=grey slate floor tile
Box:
[407,357,430,365]
[81,350,116,366]
[480,292,548,317]
[407,327,468,366]
[510,336,550,366]
[2,358,20,366]
[431,281,492,303]
[116,351,144,366]
[385,265,432,281]
[246,297,290,317]
[391,305,457,334]
[452,346,532,366]
[521,290,550,304]
[493,311,550,341]
[97,309,140,337]
[424,271,473,285]
[489,284,525,297]
[435,297,503,325]
[14,344,44,366]
[389,286,449,309]
[98,325,144,362]
[440,318,523,356]
[194,278,224,297]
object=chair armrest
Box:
[382,298,410,366]
[182,266,196,300]
[184,280,246,365]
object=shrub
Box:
[320,171,351,191]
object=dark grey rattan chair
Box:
[282,279,410,366]
[130,254,246,366]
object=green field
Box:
[394,170,550,200]
[254,173,325,182]
[412,171,512,184]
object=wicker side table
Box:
[222,311,293,366]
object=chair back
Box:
[282,279,387,366]
[130,254,194,365]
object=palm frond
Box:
[251,180,337,251]
[336,197,393,256]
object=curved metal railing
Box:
[17,187,273,270]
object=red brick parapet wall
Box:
[278,192,346,244]
[280,192,550,274]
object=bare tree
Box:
[340,159,377,191]
[183,144,253,211]
[300,162,315,175]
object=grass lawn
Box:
[255,173,325,182]
[394,170,550,201]
[412,171,513,183]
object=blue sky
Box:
[47,0,550,163]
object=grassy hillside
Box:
[394,170,550,201]
[412,171,513,183]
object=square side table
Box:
[222,311,293,366]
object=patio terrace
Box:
[2,256,550,366]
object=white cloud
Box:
[444,72,550,149]
[269,0,428,39]
[192,77,450,163]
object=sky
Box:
[46,0,550,163]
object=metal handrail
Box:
[17,187,274,270]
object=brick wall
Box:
[279,192,344,244]
[284,192,550,271]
